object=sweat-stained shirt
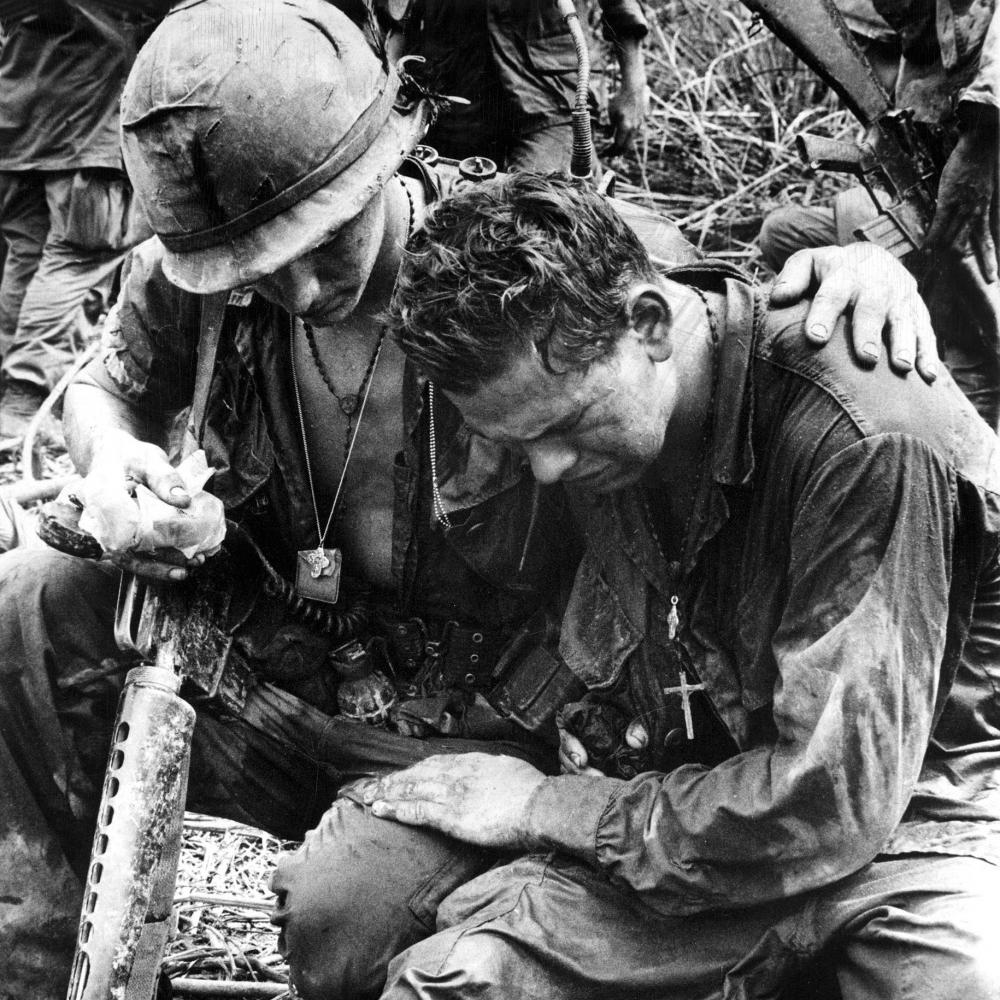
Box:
[528,262,1000,914]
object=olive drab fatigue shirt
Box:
[532,263,1000,914]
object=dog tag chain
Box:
[290,317,386,604]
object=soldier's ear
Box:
[627,283,673,362]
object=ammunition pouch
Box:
[225,582,581,742]
[488,610,584,734]
[175,530,580,742]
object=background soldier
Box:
[0,1,157,441]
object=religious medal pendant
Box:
[667,595,680,641]
[295,546,343,604]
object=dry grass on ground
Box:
[0,2,860,994]
[604,0,852,270]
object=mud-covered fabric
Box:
[380,852,1000,1000]
[535,264,1000,916]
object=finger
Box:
[127,446,191,508]
[370,797,440,828]
[910,296,939,383]
[972,213,999,285]
[883,303,915,372]
[625,718,649,750]
[106,550,192,582]
[914,340,940,383]
[803,272,854,347]
[558,746,579,774]
[146,546,195,567]
[847,290,886,365]
[770,248,818,307]
[558,729,589,772]
[372,772,449,805]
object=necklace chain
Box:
[303,320,385,463]
[291,176,415,546]
[397,176,454,532]
[427,381,453,529]
[291,317,386,547]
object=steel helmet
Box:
[121,0,430,293]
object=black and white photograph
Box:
[0,1,997,998]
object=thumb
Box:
[769,248,818,306]
[128,447,191,508]
[558,728,590,773]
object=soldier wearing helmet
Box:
[0,1,941,997]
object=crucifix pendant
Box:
[662,670,706,741]
[295,546,342,604]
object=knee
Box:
[758,207,806,272]
[0,548,119,673]
[0,547,108,608]
[269,799,492,1000]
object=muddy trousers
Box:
[0,170,137,394]
[382,851,1000,1000]
[758,193,1000,432]
[0,548,524,1000]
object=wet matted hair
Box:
[389,172,659,393]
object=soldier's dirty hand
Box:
[771,243,938,383]
[81,431,200,582]
[608,80,648,153]
[925,123,998,284]
[363,752,546,849]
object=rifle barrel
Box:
[739,0,893,125]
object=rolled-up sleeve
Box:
[74,236,200,413]
[597,0,648,42]
[531,433,955,914]
[960,8,1000,114]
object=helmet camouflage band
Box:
[121,0,430,293]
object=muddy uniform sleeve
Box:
[960,7,999,116]
[527,433,955,913]
[73,237,200,414]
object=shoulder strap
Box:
[183,292,228,457]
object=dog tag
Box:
[295,547,342,604]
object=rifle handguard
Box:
[66,665,195,1000]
